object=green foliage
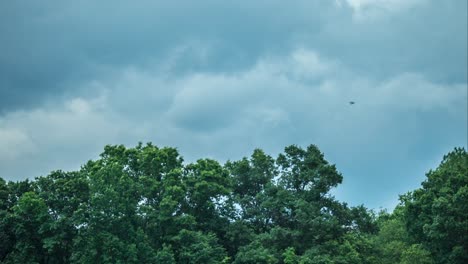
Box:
[172,229,227,264]
[400,244,434,264]
[226,149,276,233]
[402,147,467,263]
[0,143,465,263]
[372,208,409,263]
[283,247,300,264]
[4,192,51,263]
[234,240,278,264]
[155,244,176,264]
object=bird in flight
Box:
[349,101,355,105]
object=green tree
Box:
[402,148,467,263]
[4,142,463,263]
[0,178,13,261]
[171,229,227,264]
[372,208,409,263]
[183,159,232,237]
[400,244,434,264]
[155,244,176,264]
[283,247,300,264]
[69,144,157,263]
[3,192,51,264]
[234,240,278,264]
[226,149,276,232]
[34,170,89,263]
[274,145,349,254]
[224,219,255,258]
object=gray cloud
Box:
[1,0,466,112]
[1,46,466,209]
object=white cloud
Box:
[344,0,428,20]
[0,128,36,161]
[0,95,130,178]
[369,73,467,112]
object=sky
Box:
[0,0,466,210]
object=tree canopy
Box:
[0,143,466,263]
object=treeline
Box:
[0,143,466,263]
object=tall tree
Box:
[34,170,89,263]
[274,145,348,255]
[226,149,276,232]
[3,192,51,264]
[183,159,232,234]
[402,147,468,263]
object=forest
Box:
[0,143,466,264]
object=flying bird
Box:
[349,101,355,105]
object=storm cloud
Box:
[1,0,466,209]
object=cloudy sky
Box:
[1,0,466,210]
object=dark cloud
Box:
[0,0,466,210]
[1,0,466,112]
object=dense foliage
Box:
[0,143,466,263]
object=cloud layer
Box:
[1,0,466,111]
[1,0,466,209]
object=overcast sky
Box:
[1,0,466,210]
